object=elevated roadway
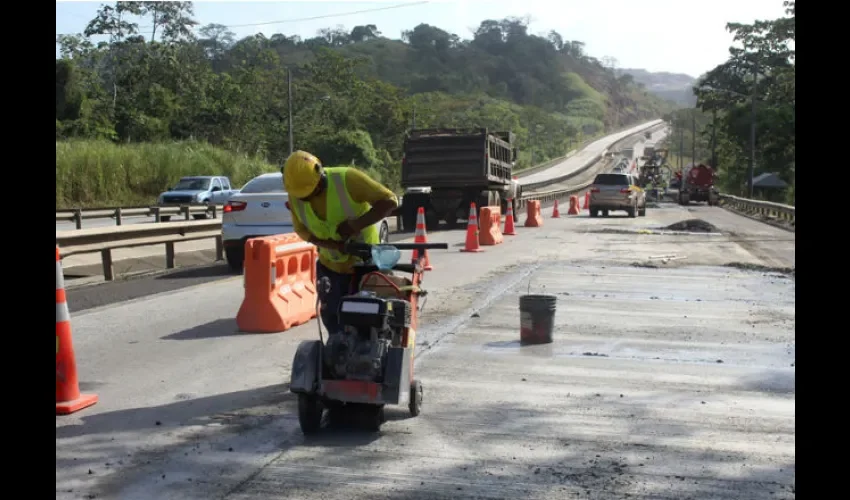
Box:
[57,201,794,500]
[519,119,664,186]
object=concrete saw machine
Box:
[290,240,448,434]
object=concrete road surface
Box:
[56,202,794,500]
[519,120,663,186]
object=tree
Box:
[692,1,795,198]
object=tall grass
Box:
[56,140,278,208]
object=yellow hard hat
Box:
[282,150,323,199]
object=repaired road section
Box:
[56,202,794,500]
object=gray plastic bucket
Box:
[519,294,557,345]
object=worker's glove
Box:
[336,219,359,239]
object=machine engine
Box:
[324,292,412,382]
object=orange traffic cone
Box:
[460,203,483,252]
[552,199,561,218]
[411,207,433,270]
[56,246,98,415]
[583,192,590,210]
[503,199,517,235]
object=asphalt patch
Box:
[65,263,237,313]
[664,219,718,232]
[631,261,660,269]
[724,262,795,277]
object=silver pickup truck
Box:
[157,175,240,221]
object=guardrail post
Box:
[115,207,123,226]
[181,206,191,221]
[166,242,176,269]
[153,207,161,222]
[215,235,224,261]
[74,209,83,230]
[101,249,114,281]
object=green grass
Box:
[56,140,278,208]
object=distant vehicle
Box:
[221,172,390,272]
[620,147,635,161]
[589,172,646,218]
[157,176,239,221]
[678,163,719,206]
[398,128,518,231]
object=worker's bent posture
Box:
[283,150,398,334]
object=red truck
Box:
[677,163,719,206]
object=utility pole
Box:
[678,118,684,170]
[710,108,718,168]
[691,110,696,166]
[748,60,758,198]
[287,68,294,155]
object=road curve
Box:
[519,119,664,186]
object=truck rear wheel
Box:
[402,212,417,233]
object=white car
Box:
[222,172,391,272]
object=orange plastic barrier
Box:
[524,200,543,227]
[56,246,98,415]
[236,233,318,333]
[552,199,561,218]
[567,195,580,215]
[479,206,504,245]
[583,191,591,210]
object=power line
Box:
[57,1,429,36]
[212,1,430,29]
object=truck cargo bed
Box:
[401,128,513,188]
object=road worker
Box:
[283,150,398,334]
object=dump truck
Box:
[677,163,719,206]
[398,128,519,231]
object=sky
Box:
[55,0,790,77]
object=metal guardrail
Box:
[718,194,795,227]
[57,217,402,281]
[57,220,224,281]
[56,205,223,229]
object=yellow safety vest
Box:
[290,167,380,266]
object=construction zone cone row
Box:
[461,202,483,252]
[411,207,433,270]
[57,246,99,415]
[236,233,318,333]
[503,199,517,235]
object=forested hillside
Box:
[56,1,677,206]
[615,68,697,106]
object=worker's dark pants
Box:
[316,261,366,335]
